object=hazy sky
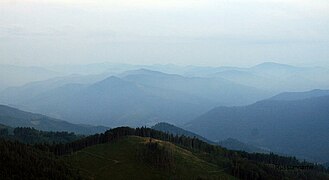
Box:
[1,0,329,67]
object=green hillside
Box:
[66,136,234,180]
[1,126,328,179]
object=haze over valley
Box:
[1,0,329,179]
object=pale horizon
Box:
[1,0,329,67]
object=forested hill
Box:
[0,104,108,134]
[152,122,212,143]
[0,138,81,179]
[0,126,328,179]
[46,127,329,179]
[187,94,329,162]
[0,124,82,144]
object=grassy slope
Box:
[66,136,235,180]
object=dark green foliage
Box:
[1,125,327,179]
[0,128,8,136]
[38,126,328,180]
[0,125,82,144]
[13,127,81,144]
[0,138,81,180]
[323,162,329,169]
[137,139,175,170]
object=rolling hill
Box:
[60,127,329,180]
[0,105,108,135]
[269,89,329,101]
[1,76,215,126]
[121,68,271,106]
[151,122,212,143]
[208,62,329,92]
[66,136,233,180]
[186,92,329,162]
[0,64,60,91]
[1,126,328,179]
[152,122,266,153]
[0,68,273,127]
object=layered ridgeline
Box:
[1,127,328,180]
[0,64,60,91]
[0,105,108,135]
[0,69,271,127]
[2,62,329,93]
[152,122,212,144]
[152,122,266,153]
[186,90,329,163]
[206,62,329,92]
[2,62,329,127]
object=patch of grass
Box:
[65,136,235,180]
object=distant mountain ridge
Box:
[186,91,329,162]
[151,122,212,144]
[0,105,108,134]
[152,122,266,153]
[270,89,329,101]
[7,75,214,126]
[0,69,272,127]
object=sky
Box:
[0,0,329,67]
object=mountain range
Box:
[186,89,329,162]
[152,122,267,153]
[0,69,272,127]
[1,62,329,163]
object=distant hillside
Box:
[209,62,329,92]
[152,122,212,144]
[1,76,215,126]
[0,64,60,91]
[186,94,329,162]
[0,68,272,127]
[270,89,329,101]
[0,105,108,135]
[122,68,270,106]
[152,122,265,153]
[218,138,268,153]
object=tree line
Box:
[1,125,328,179]
[35,126,329,180]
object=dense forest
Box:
[0,126,328,179]
[0,125,82,144]
[44,127,329,179]
[0,138,81,180]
